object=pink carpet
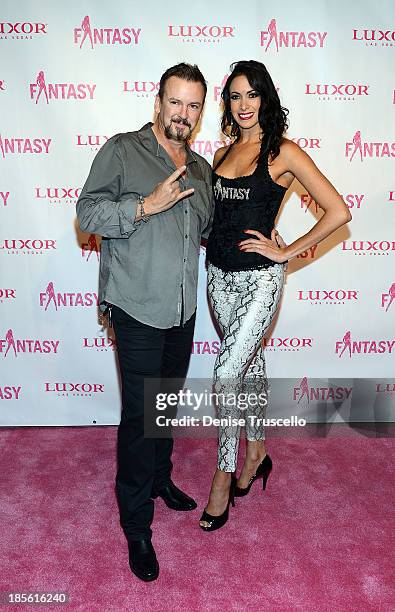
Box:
[1,427,394,611]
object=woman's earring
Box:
[230,117,237,137]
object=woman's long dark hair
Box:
[221,60,289,161]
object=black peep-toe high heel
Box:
[199,474,236,532]
[234,454,272,497]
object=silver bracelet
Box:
[138,194,150,223]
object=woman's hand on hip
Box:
[238,229,289,265]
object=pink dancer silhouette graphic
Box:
[35,70,49,105]
[349,130,363,162]
[80,15,94,50]
[44,282,57,311]
[338,330,352,358]
[86,234,100,261]
[4,329,17,358]
[385,282,395,312]
[266,19,279,52]
[220,74,229,89]
[297,376,310,403]
[0,134,4,159]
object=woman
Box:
[199,60,351,531]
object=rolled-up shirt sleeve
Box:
[76,135,140,238]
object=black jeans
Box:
[112,306,195,542]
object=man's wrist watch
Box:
[138,194,150,223]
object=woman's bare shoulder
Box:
[278,137,307,159]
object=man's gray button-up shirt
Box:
[76,122,213,328]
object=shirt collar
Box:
[137,122,197,166]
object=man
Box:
[76,63,213,582]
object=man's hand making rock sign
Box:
[136,166,194,220]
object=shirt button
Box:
[185,210,188,214]
[185,234,188,239]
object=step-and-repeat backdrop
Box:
[1,0,394,425]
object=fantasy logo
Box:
[293,377,352,403]
[352,28,395,47]
[0,329,60,358]
[0,135,51,158]
[213,74,229,101]
[29,70,96,104]
[76,135,109,152]
[123,81,159,96]
[301,193,365,212]
[1,191,10,206]
[168,25,235,43]
[0,21,47,39]
[335,331,395,358]
[35,186,81,204]
[191,340,220,355]
[305,83,369,101]
[297,289,359,305]
[346,131,395,161]
[296,245,318,259]
[190,139,229,158]
[260,18,327,51]
[81,234,100,261]
[0,239,56,255]
[44,382,104,396]
[213,75,280,102]
[263,337,313,351]
[214,178,250,202]
[0,386,22,400]
[381,283,395,312]
[0,289,16,303]
[83,336,116,351]
[39,282,99,311]
[341,240,395,255]
[74,15,141,48]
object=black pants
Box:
[112,306,195,542]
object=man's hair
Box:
[158,63,207,101]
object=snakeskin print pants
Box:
[208,262,285,472]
